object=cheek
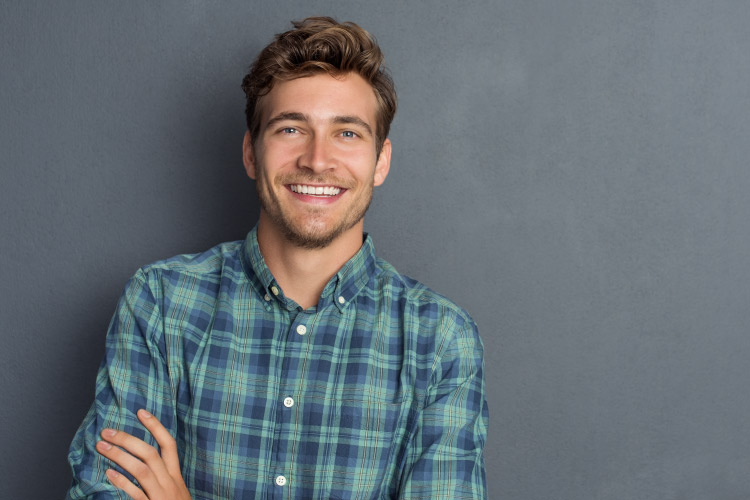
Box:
[269,140,310,164]
[256,150,293,178]
[340,148,378,172]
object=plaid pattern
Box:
[67,227,488,499]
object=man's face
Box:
[243,72,391,249]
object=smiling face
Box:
[243,72,391,249]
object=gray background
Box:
[2,1,749,498]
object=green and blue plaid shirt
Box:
[67,227,488,499]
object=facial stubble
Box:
[254,166,374,250]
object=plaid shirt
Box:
[67,227,488,499]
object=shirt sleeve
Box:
[66,269,177,499]
[398,315,489,499]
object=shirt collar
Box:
[240,225,379,312]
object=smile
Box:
[289,184,342,197]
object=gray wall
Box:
[2,1,750,498]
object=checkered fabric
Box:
[67,227,488,499]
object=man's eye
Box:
[281,127,298,134]
[341,131,358,138]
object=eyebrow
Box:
[264,112,373,137]
[332,116,373,137]
[265,112,308,130]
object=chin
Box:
[283,219,361,249]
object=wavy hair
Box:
[241,17,397,155]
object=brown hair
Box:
[241,17,397,155]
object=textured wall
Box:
[2,1,750,498]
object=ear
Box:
[373,138,392,186]
[242,130,257,180]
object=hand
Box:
[96,409,192,500]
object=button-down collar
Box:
[240,225,379,312]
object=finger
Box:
[105,469,149,500]
[96,439,162,494]
[100,427,171,479]
[137,409,181,478]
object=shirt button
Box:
[283,396,294,408]
[338,296,345,304]
[275,475,286,486]
[264,294,271,301]
[270,286,280,296]
[296,324,307,335]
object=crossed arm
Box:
[95,409,191,500]
[74,271,488,498]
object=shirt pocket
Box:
[323,397,410,496]
[337,397,404,442]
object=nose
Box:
[298,135,335,173]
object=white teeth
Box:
[290,184,341,196]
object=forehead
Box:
[259,73,379,127]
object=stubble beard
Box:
[255,167,373,250]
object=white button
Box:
[275,475,286,486]
[270,286,280,296]
[296,325,307,335]
[338,296,345,304]
[283,396,294,408]
[264,294,271,301]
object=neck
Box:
[256,214,364,309]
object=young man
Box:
[67,17,488,499]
